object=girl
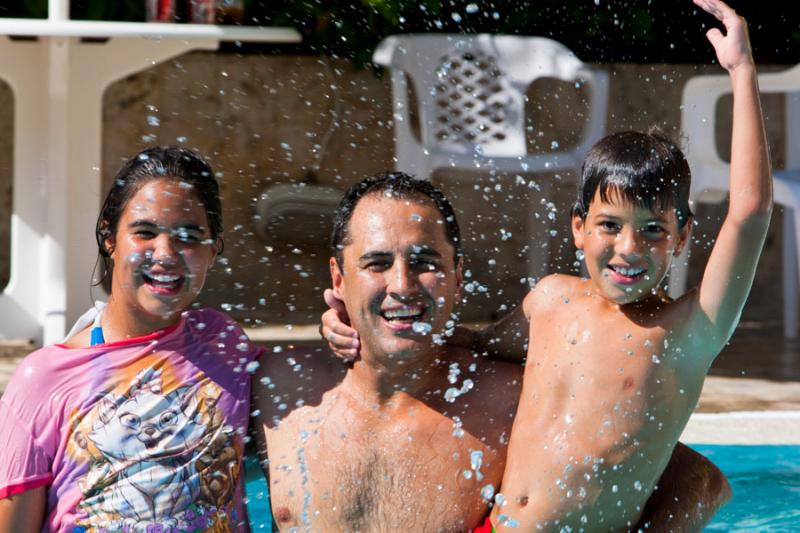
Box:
[0,147,260,532]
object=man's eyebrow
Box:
[358,251,393,262]
[408,246,442,258]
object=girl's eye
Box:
[135,230,156,239]
[174,230,201,243]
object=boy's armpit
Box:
[637,442,731,532]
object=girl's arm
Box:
[0,487,46,533]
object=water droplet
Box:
[465,3,479,14]
[412,321,432,334]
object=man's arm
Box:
[0,487,47,533]
[690,0,772,353]
[637,443,732,532]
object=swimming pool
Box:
[691,444,800,531]
[244,445,800,531]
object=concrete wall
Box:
[0,52,789,330]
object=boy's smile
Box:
[572,189,689,305]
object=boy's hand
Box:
[694,0,754,71]
[320,288,360,362]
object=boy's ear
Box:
[673,216,693,257]
[330,257,345,300]
[571,212,586,250]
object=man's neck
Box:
[342,345,451,406]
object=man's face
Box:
[572,189,689,305]
[331,194,462,363]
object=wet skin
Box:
[98,179,217,342]
[253,195,522,532]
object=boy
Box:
[489,0,769,529]
[323,0,769,529]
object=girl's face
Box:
[106,179,218,326]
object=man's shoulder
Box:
[253,343,347,427]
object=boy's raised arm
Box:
[691,0,772,351]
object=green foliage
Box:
[1,0,47,18]
[1,0,796,64]
[71,0,145,22]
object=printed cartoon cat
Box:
[78,367,216,530]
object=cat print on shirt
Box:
[69,366,242,533]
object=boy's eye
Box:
[642,224,665,236]
[599,221,620,232]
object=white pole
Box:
[784,91,800,338]
[48,0,69,22]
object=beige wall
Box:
[0,53,788,330]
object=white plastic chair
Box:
[373,34,608,278]
[374,34,608,178]
[669,64,800,338]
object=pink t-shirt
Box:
[0,308,262,532]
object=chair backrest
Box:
[374,34,607,162]
[681,63,800,201]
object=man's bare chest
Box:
[266,410,502,531]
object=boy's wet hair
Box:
[331,171,462,270]
[95,146,224,261]
[573,129,693,227]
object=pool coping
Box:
[681,410,800,444]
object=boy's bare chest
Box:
[266,401,503,532]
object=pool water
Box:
[244,445,800,531]
[692,444,800,532]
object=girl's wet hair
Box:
[95,146,223,261]
[573,129,693,227]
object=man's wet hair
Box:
[331,171,462,270]
[573,129,693,227]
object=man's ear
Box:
[330,257,345,300]
[673,216,693,257]
[571,212,586,250]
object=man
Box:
[253,172,728,532]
